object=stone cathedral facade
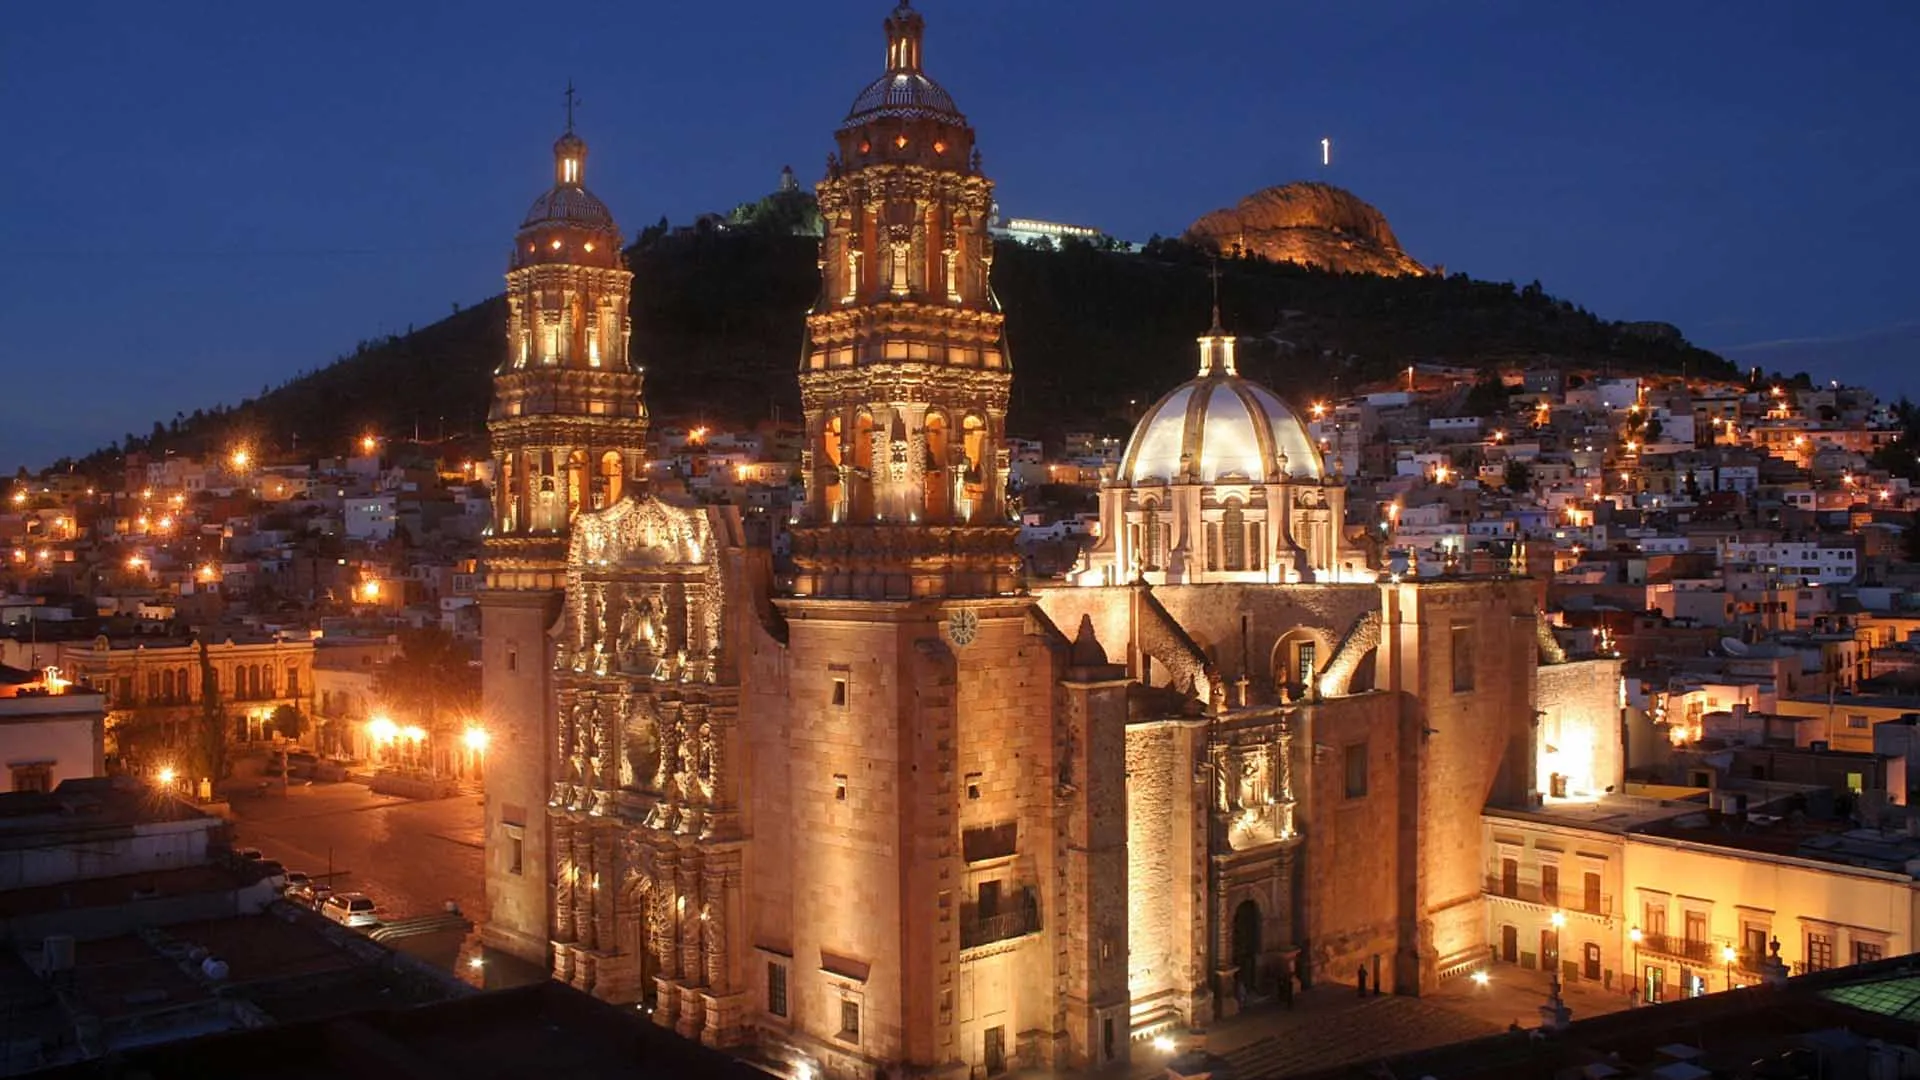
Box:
[481,6,1623,1080]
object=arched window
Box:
[853,412,876,521]
[600,451,624,508]
[566,450,588,522]
[178,667,191,702]
[1142,501,1164,571]
[960,414,988,520]
[820,415,845,521]
[262,666,275,699]
[162,669,176,702]
[1222,498,1246,572]
[924,412,950,521]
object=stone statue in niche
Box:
[616,589,641,668]
[675,733,699,802]
[695,722,716,795]
[1237,751,1269,810]
[578,701,601,783]
[625,701,659,791]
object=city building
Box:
[0,664,104,791]
[55,633,314,760]
[480,8,1616,1079]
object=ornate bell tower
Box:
[482,101,646,965]
[792,0,1019,599]
[772,9,1062,1077]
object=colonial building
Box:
[56,634,315,756]
[482,6,1615,1079]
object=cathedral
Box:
[479,5,1619,1079]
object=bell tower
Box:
[793,0,1018,599]
[481,100,645,966]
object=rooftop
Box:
[34,979,768,1080]
[1297,954,1920,1080]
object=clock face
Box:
[947,608,979,647]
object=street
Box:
[227,780,486,924]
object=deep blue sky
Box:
[5,1,1917,470]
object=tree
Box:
[191,640,231,785]
[270,704,307,742]
[1503,459,1534,494]
[374,627,480,771]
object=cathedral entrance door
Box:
[1500,924,1518,964]
[984,1025,1006,1076]
[1232,900,1261,994]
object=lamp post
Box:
[1549,910,1566,982]
[1629,926,1643,1005]
[1722,945,1737,991]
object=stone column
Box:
[594,828,618,957]
[651,846,680,1029]
[574,822,596,951]
[552,824,576,944]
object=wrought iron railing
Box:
[1482,876,1614,917]
[960,887,1040,949]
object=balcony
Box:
[1483,877,1614,917]
[960,886,1040,950]
[1636,931,1715,964]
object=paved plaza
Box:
[1117,966,1633,1080]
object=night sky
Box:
[5,1,1916,470]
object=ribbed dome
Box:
[1121,372,1324,485]
[521,185,617,231]
[844,71,964,126]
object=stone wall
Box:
[1536,658,1625,800]
[1398,581,1540,985]
[480,589,561,964]
[1295,692,1404,990]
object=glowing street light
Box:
[230,447,251,471]
[1470,970,1491,987]
[157,765,177,786]
[1722,944,1737,989]
[361,434,378,454]
[367,715,398,743]
[463,726,490,753]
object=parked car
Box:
[320,892,379,929]
[279,871,312,898]
[236,847,264,861]
[306,883,334,910]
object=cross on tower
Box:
[1208,258,1224,333]
[564,80,580,133]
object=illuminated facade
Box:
[792,0,1017,599]
[481,115,648,963]
[486,8,1589,1079]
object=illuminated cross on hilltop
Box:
[1208,258,1224,333]
[564,80,580,133]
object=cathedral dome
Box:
[844,70,964,126]
[1119,333,1324,486]
[518,131,621,236]
[521,185,617,232]
[840,1,966,129]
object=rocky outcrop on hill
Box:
[1187,181,1427,277]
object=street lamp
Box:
[1722,944,1737,990]
[1629,926,1643,1004]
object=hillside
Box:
[84,229,1733,471]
